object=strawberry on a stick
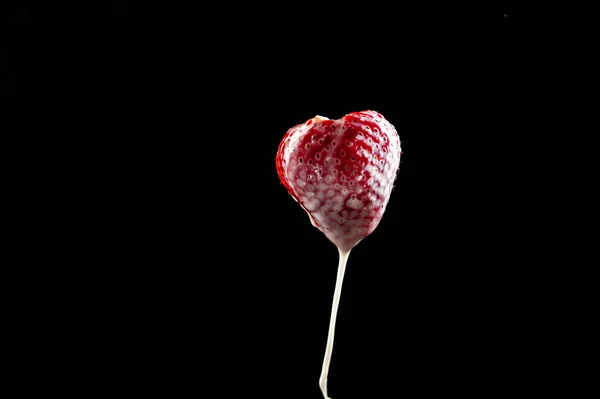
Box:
[276,110,402,398]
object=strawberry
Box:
[276,110,402,253]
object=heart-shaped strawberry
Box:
[276,110,402,253]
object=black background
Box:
[3,2,591,398]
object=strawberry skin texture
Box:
[276,110,401,252]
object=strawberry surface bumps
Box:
[276,110,401,252]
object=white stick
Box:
[319,247,351,399]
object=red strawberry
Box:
[276,110,401,252]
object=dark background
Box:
[4,2,590,398]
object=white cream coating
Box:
[278,111,401,399]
